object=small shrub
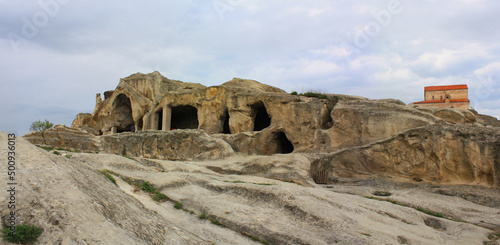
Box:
[65,154,72,159]
[141,181,156,193]
[2,224,43,244]
[291,91,298,95]
[189,210,195,215]
[53,151,61,155]
[174,202,183,210]
[199,213,207,219]
[56,147,65,151]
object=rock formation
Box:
[13,72,500,244]
[23,71,500,189]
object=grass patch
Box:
[39,146,53,152]
[141,181,156,193]
[365,196,448,220]
[99,169,117,185]
[416,207,445,218]
[120,177,169,202]
[123,155,135,160]
[210,218,223,226]
[174,202,183,210]
[152,191,168,201]
[361,233,372,237]
[52,150,61,155]
[2,224,43,244]
[199,213,207,219]
[56,147,65,151]
[65,154,72,159]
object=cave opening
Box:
[171,105,198,130]
[252,102,271,131]
[222,109,231,134]
[137,117,144,131]
[275,131,294,154]
[321,108,333,129]
[156,108,163,131]
[113,94,134,133]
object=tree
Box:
[30,119,54,132]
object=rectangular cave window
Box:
[170,105,199,130]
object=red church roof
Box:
[424,84,468,91]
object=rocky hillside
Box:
[14,72,500,244]
[2,132,500,244]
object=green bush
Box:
[65,154,72,159]
[141,181,156,193]
[199,213,207,219]
[291,91,298,95]
[174,202,183,210]
[302,92,328,99]
[52,151,61,155]
[29,119,54,132]
[2,224,43,244]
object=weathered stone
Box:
[312,124,500,188]
[101,130,234,161]
[23,125,100,151]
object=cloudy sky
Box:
[1,0,499,135]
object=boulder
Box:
[23,125,100,152]
[101,130,234,161]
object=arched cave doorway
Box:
[222,109,231,134]
[171,105,199,130]
[274,131,294,154]
[252,101,271,131]
[113,94,134,133]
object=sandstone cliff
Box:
[23,71,500,189]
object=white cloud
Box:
[1,0,500,134]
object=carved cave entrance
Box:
[171,105,199,130]
[252,102,271,131]
[156,108,163,131]
[274,131,294,154]
[222,109,231,134]
[113,94,134,133]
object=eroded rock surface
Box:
[312,124,500,188]
[5,134,499,244]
